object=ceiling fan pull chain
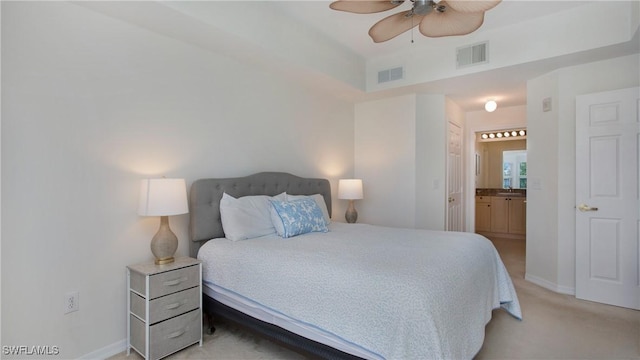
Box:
[411,14,414,43]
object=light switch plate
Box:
[542,97,552,112]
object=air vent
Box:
[378,66,404,84]
[456,42,488,68]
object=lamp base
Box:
[155,257,175,265]
[150,216,178,265]
[345,200,358,224]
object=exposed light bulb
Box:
[480,129,527,141]
[485,100,497,112]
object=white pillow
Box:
[286,193,331,225]
[220,192,286,241]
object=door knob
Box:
[577,204,598,212]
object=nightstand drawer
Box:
[131,287,200,324]
[130,309,201,360]
[148,265,199,299]
[150,309,201,360]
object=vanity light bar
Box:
[480,129,526,140]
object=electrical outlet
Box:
[64,291,79,314]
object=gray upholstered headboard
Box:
[188,172,332,257]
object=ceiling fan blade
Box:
[419,5,484,37]
[369,10,426,43]
[444,0,501,13]
[329,0,404,14]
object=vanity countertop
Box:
[476,188,526,197]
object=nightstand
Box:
[127,257,202,360]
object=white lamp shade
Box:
[138,178,189,216]
[338,179,363,200]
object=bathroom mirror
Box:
[503,150,527,189]
[475,138,526,189]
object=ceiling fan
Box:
[329,0,501,43]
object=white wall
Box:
[355,93,448,230]
[354,94,417,227]
[525,71,561,290]
[525,54,640,294]
[1,2,354,358]
[416,94,447,231]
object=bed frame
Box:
[188,172,361,359]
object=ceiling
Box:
[80,1,637,112]
[271,1,604,111]
[275,1,592,59]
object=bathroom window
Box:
[503,150,527,189]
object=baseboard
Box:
[78,339,126,360]
[525,273,575,295]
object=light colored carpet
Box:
[111,237,640,360]
[476,237,639,360]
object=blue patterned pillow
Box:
[269,198,328,238]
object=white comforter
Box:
[198,223,521,360]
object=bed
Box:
[188,172,521,359]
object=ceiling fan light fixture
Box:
[485,100,497,112]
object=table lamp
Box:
[338,179,363,223]
[138,178,189,264]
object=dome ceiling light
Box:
[484,100,497,112]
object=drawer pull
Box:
[163,277,188,287]
[165,302,184,310]
[167,329,186,339]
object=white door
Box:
[447,120,464,231]
[575,87,639,310]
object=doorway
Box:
[473,132,527,239]
[464,109,528,235]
